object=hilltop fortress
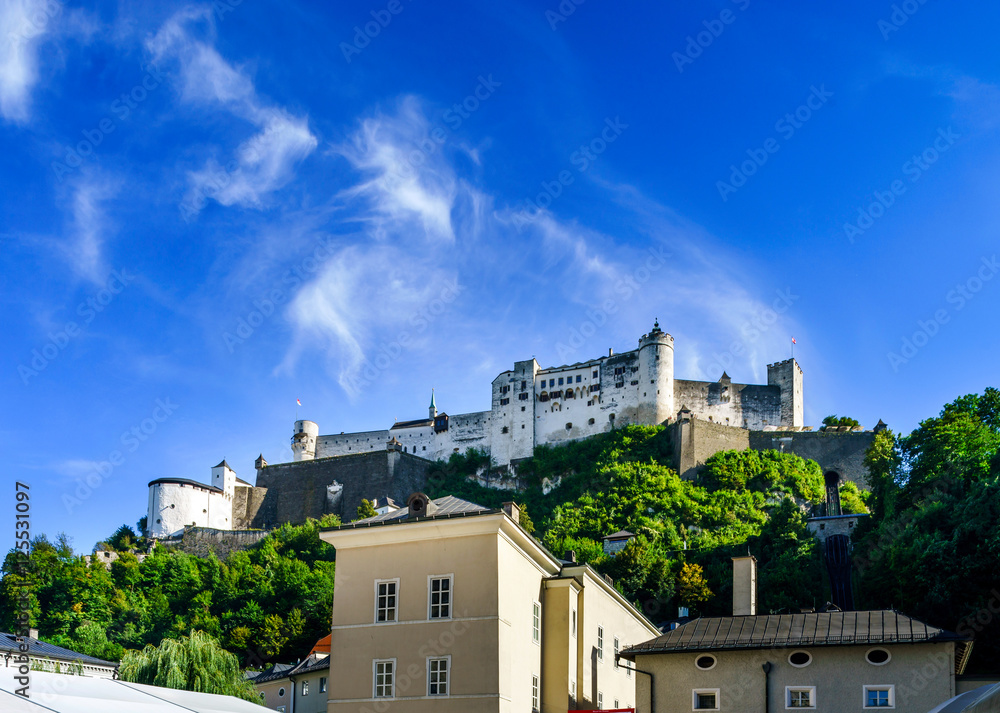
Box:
[147,322,878,541]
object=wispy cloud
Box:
[147,6,318,212]
[64,176,119,283]
[0,0,57,122]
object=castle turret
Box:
[292,420,319,461]
[211,459,236,497]
[767,358,804,428]
[637,319,675,425]
[429,389,437,420]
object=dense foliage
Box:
[119,629,262,702]
[426,426,827,621]
[821,414,861,431]
[855,387,1000,673]
[0,516,340,666]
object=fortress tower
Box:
[767,359,804,428]
[637,320,675,425]
[211,460,236,498]
[291,420,319,461]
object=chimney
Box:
[502,501,520,524]
[732,555,758,616]
[29,628,39,640]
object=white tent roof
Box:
[0,667,274,712]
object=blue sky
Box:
[2,0,999,553]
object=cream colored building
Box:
[620,557,973,713]
[319,493,660,712]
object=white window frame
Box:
[532,601,541,644]
[614,636,620,669]
[598,691,604,708]
[373,658,396,698]
[301,680,309,696]
[786,686,816,709]
[319,676,327,693]
[693,688,720,710]
[597,625,604,660]
[532,674,540,711]
[863,685,895,709]
[427,655,450,697]
[427,574,453,620]
[866,647,892,666]
[374,578,399,624]
[788,650,813,668]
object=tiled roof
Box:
[246,654,329,683]
[0,632,117,667]
[390,418,433,429]
[621,611,970,656]
[604,530,635,539]
[345,495,491,526]
[147,477,223,493]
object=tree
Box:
[119,630,262,703]
[355,499,378,520]
[676,563,712,609]
[821,415,861,431]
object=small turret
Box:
[637,318,675,425]
[211,459,236,497]
[429,389,437,419]
[292,420,319,461]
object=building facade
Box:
[620,557,973,713]
[319,494,660,713]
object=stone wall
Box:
[670,415,751,479]
[158,527,270,559]
[252,449,433,526]
[749,429,877,488]
[232,484,267,529]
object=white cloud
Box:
[65,176,119,283]
[148,7,317,212]
[333,96,459,242]
[0,0,57,122]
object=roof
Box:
[621,610,971,657]
[390,418,433,429]
[246,654,328,684]
[147,477,223,493]
[0,666,273,712]
[603,530,635,540]
[333,495,492,528]
[214,459,232,469]
[0,632,117,667]
[929,683,1000,713]
[310,633,331,656]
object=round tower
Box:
[291,420,319,461]
[637,319,675,425]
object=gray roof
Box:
[0,632,117,667]
[246,655,328,684]
[390,418,433,429]
[621,611,970,656]
[338,495,492,527]
[604,530,635,540]
[928,683,1000,713]
[147,477,223,493]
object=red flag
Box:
[296,398,302,406]
[791,338,797,344]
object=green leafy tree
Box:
[355,499,378,520]
[676,563,712,609]
[821,415,861,431]
[119,630,262,703]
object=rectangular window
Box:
[576,375,582,382]
[277,707,285,713]
[428,657,449,696]
[301,680,309,696]
[558,377,564,385]
[319,676,327,693]
[598,691,604,708]
[373,659,395,698]
[571,609,577,637]
[615,700,620,709]
[375,580,398,623]
[694,689,720,710]
[532,601,541,644]
[593,370,598,378]
[570,679,576,699]
[787,687,815,709]
[549,379,554,387]
[532,675,540,711]
[614,637,620,669]
[519,392,528,400]
[864,686,894,708]
[429,576,452,619]
[597,626,604,660]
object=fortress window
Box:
[519,393,529,400]
[589,418,595,425]
[549,379,555,387]
[566,423,572,430]
[170,504,175,509]
[576,375,582,383]
[609,413,616,421]
[423,446,427,451]
[615,381,624,388]
[590,384,600,392]
[502,426,509,434]
[631,380,638,385]
[593,370,598,378]
[558,377,564,386]
[521,380,526,390]
[500,398,510,406]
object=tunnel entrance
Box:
[824,471,842,517]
